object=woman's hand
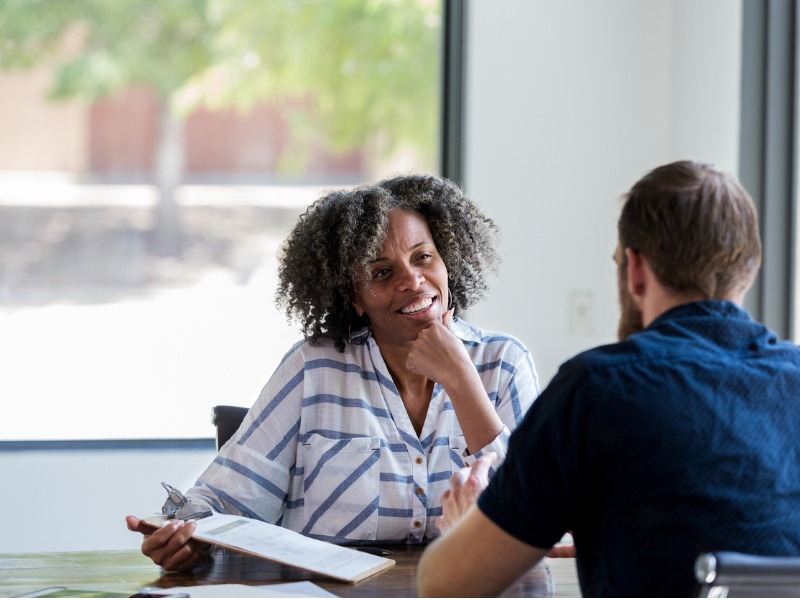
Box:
[547,544,577,558]
[406,309,470,386]
[407,310,504,452]
[125,515,204,572]
[547,531,577,558]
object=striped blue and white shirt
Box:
[186,318,539,545]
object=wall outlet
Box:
[570,291,593,336]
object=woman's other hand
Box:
[547,544,577,558]
[125,515,204,572]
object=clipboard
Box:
[142,484,395,584]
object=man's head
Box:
[616,161,762,340]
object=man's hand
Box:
[437,452,497,535]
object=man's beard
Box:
[617,258,644,341]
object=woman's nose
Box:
[396,264,424,289]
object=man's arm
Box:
[417,504,548,597]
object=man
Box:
[417,161,800,597]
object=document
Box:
[138,582,338,598]
[143,513,394,583]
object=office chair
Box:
[695,551,800,597]
[211,405,249,451]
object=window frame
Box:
[739,0,799,339]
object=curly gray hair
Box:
[275,174,500,351]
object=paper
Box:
[139,582,337,598]
[15,589,128,598]
[143,513,394,583]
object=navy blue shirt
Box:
[479,301,800,597]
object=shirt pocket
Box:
[448,434,470,469]
[301,434,381,541]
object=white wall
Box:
[465,0,742,386]
[0,0,743,553]
[0,447,216,552]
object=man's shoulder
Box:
[558,311,800,384]
[550,332,686,390]
[562,338,646,372]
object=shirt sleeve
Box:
[185,346,305,523]
[473,337,541,463]
[477,361,581,550]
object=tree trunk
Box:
[153,98,185,256]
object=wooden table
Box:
[0,546,580,597]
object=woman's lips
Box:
[399,296,435,315]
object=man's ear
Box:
[625,248,647,300]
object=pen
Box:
[358,546,393,556]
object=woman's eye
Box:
[417,252,433,262]
[372,268,391,280]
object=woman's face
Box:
[352,209,449,350]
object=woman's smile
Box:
[398,295,437,316]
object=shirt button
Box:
[464,462,470,467]
[416,487,425,495]
[415,457,423,464]
[413,520,422,528]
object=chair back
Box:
[211,405,249,451]
[695,551,800,597]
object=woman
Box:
[126,174,539,571]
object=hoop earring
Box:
[348,313,371,345]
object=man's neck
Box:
[641,289,742,329]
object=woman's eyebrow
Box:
[371,241,432,263]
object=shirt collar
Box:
[649,300,751,329]
[449,316,481,343]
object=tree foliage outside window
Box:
[0,0,441,252]
[0,0,442,442]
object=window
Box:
[738,0,797,341]
[0,0,446,441]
